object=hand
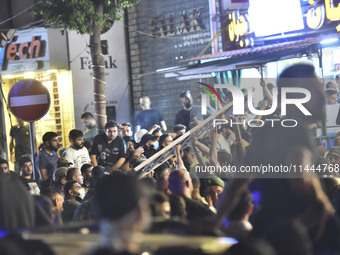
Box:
[260,100,268,110]
[226,128,236,143]
[260,79,265,87]
[10,154,15,163]
[134,146,144,155]
[205,193,214,207]
[175,144,181,153]
[151,124,160,130]
[210,126,218,141]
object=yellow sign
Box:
[325,0,340,20]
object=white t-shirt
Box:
[63,147,91,169]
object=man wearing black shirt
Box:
[90,121,126,173]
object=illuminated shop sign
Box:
[226,0,340,48]
[149,8,206,38]
[2,31,48,72]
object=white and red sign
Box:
[8,79,50,122]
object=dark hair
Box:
[159,134,172,148]
[80,164,92,175]
[326,81,337,89]
[0,158,9,166]
[325,89,337,97]
[217,149,232,165]
[154,162,170,180]
[121,122,131,127]
[173,124,186,133]
[169,194,186,218]
[180,90,190,98]
[66,167,78,181]
[19,156,31,168]
[104,121,118,130]
[93,172,143,220]
[228,191,253,221]
[69,129,83,141]
[81,112,94,119]
[150,192,169,217]
[64,180,78,198]
[42,132,58,144]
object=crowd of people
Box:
[1,63,340,255]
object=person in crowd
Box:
[215,64,339,255]
[223,190,253,241]
[36,132,60,192]
[89,172,150,255]
[141,134,158,159]
[325,89,338,105]
[121,122,133,137]
[174,90,213,130]
[153,162,170,181]
[168,194,187,220]
[42,186,64,225]
[173,124,186,138]
[326,81,339,93]
[0,171,52,231]
[52,167,68,192]
[168,169,215,222]
[81,163,93,194]
[9,119,31,173]
[81,112,97,148]
[121,136,144,172]
[90,121,126,173]
[73,165,106,222]
[204,176,225,211]
[62,129,91,170]
[149,192,171,220]
[135,96,167,133]
[0,157,11,174]
[18,156,40,195]
[327,146,340,165]
[62,180,82,223]
[66,167,85,200]
[158,134,173,151]
[155,171,170,195]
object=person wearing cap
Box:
[141,134,158,159]
[52,167,68,192]
[327,146,340,165]
[135,96,167,133]
[90,121,127,173]
[174,90,213,131]
[204,176,225,211]
[62,129,91,170]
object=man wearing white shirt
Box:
[63,129,91,169]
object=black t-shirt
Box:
[182,196,215,221]
[90,133,126,168]
[174,109,190,130]
[135,109,164,130]
[10,125,31,158]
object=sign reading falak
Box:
[8,79,50,122]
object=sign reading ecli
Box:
[8,79,50,122]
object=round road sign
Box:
[8,79,51,122]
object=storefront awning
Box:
[157,34,340,79]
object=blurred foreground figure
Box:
[216,64,340,254]
[88,172,150,255]
[0,171,51,231]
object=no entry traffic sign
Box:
[8,79,50,122]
